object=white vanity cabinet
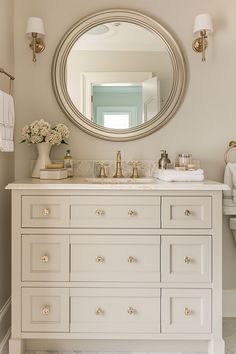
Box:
[6,179,227,354]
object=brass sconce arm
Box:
[192,30,208,62]
[30,32,45,62]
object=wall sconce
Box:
[192,14,213,62]
[26,17,45,62]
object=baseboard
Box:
[0,297,11,354]
[223,289,236,317]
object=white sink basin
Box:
[84,177,156,184]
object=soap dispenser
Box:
[158,150,171,169]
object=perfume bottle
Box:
[64,149,73,177]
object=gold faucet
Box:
[113,150,124,178]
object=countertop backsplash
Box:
[31,159,159,178]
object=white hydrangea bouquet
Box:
[21,119,70,145]
[21,119,70,178]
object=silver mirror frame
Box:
[52,9,187,141]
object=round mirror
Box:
[52,9,186,141]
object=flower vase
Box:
[32,142,51,178]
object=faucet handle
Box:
[96,161,108,178]
[128,161,142,178]
[128,160,142,167]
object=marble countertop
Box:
[6,177,229,191]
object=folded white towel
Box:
[232,189,236,204]
[153,168,204,182]
[223,206,236,215]
[229,164,236,186]
[158,174,204,182]
[155,169,204,182]
[0,91,4,125]
[223,198,236,207]
[153,168,204,177]
[0,90,15,152]
[5,94,15,126]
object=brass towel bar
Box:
[0,67,15,95]
[224,141,236,164]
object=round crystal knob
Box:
[95,209,105,216]
[128,209,137,216]
[96,256,105,263]
[184,256,192,264]
[41,255,49,263]
[128,256,137,263]
[184,209,191,216]
[184,307,191,316]
[127,306,137,315]
[42,208,50,216]
[42,306,50,315]
[96,307,104,316]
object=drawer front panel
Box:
[70,196,160,228]
[22,235,69,281]
[22,196,70,228]
[70,288,160,333]
[161,289,211,333]
[161,236,211,283]
[162,196,212,228]
[22,288,69,332]
[70,235,160,282]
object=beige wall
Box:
[0,0,14,311]
[13,0,236,288]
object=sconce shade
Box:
[193,14,213,34]
[26,17,45,37]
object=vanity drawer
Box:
[161,196,212,228]
[22,288,69,332]
[22,196,70,228]
[22,235,69,281]
[70,235,160,282]
[70,288,160,333]
[161,235,211,283]
[70,196,160,228]
[161,289,211,333]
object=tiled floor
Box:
[23,318,236,354]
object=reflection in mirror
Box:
[66,22,173,129]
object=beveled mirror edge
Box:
[52,9,187,141]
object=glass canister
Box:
[178,154,192,168]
